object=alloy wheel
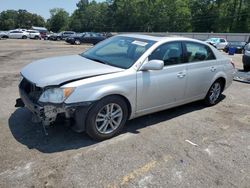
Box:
[95,103,123,134]
[209,82,221,104]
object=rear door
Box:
[183,41,218,100]
[136,42,187,113]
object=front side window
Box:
[81,36,155,69]
[149,42,183,66]
[185,42,215,62]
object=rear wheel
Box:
[85,96,128,140]
[204,80,222,106]
[34,36,39,40]
[22,35,27,39]
[243,65,250,71]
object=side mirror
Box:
[140,59,164,71]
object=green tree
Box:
[47,8,69,32]
[0,9,45,30]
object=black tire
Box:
[56,37,61,41]
[85,96,128,141]
[34,36,39,40]
[204,80,223,106]
[22,35,27,39]
[243,65,250,71]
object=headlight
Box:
[39,87,75,103]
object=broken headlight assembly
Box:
[39,87,75,103]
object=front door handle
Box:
[210,67,216,72]
[177,71,186,78]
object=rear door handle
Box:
[210,67,216,72]
[177,71,186,78]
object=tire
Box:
[243,65,250,71]
[75,40,81,45]
[204,80,223,106]
[34,36,39,40]
[56,37,61,41]
[85,96,128,140]
[22,35,27,39]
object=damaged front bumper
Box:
[16,88,93,132]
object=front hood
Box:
[21,55,123,87]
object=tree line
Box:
[0,0,249,33]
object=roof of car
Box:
[119,33,200,43]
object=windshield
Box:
[80,36,155,69]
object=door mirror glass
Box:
[140,59,164,71]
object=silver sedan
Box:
[17,34,235,140]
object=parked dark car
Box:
[243,43,250,71]
[224,41,246,54]
[65,32,106,45]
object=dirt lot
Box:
[0,39,249,188]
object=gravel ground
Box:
[0,39,249,188]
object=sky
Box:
[0,0,104,19]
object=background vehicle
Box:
[0,31,8,39]
[47,33,58,41]
[224,41,246,53]
[243,43,250,71]
[205,38,228,50]
[26,30,41,39]
[17,35,234,140]
[65,32,106,45]
[31,26,48,40]
[56,31,75,40]
[8,30,29,39]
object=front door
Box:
[136,42,187,114]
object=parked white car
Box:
[16,34,235,140]
[205,38,228,50]
[26,30,41,39]
[8,30,29,39]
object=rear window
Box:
[185,42,216,62]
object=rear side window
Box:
[149,42,183,66]
[220,39,226,42]
[185,42,215,62]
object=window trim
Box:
[182,41,216,64]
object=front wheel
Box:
[85,96,128,140]
[204,81,222,106]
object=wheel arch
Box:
[211,72,227,92]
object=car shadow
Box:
[8,95,225,153]
[124,95,225,134]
